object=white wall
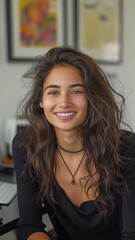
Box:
[102,0,135,129]
[0,0,29,155]
[0,0,135,155]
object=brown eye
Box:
[48,91,59,95]
[70,90,82,94]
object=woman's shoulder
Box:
[120,130,135,178]
[12,127,37,180]
[12,127,29,165]
[13,126,28,145]
[120,129,135,157]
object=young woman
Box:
[13,47,135,240]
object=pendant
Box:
[71,178,75,185]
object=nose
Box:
[59,92,72,108]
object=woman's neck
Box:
[55,129,83,151]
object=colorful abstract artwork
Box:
[6,0,65,61]
[20,0,58,47]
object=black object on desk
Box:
[0,218,3,226]
[0,217,19,235]
[0,202,3,224]
[0,203,3,226]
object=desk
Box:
[0,172,18,240]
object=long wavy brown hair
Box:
[18,46,130,216]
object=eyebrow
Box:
[45,84,84,90]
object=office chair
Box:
[0,217,3,226]
[0,217,18,235]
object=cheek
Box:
[81,100,89,118]
[41,99,54,113]
[81,98,88,110]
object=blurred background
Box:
[0,0,135,158]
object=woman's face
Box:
[40,65,88,134]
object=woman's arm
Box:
[12,131,51,240]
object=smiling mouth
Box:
[56,112,75,117]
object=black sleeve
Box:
[12,131,48,240]
[120,132,135,239]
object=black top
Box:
[12,130,135,240]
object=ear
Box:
[39,99,43,108]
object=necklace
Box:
[57,147,85,185]
[58,144,84,153]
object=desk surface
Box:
[0,196,18,225]
[0,196,18,240]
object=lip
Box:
[55,111,76,120]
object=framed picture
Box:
[74,0,123,64]
[6,0,67,62]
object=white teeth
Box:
[56,112,75,117]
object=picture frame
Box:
[74,0,123,64]
[6,0,67,62]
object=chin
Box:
[54,124,81,132]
